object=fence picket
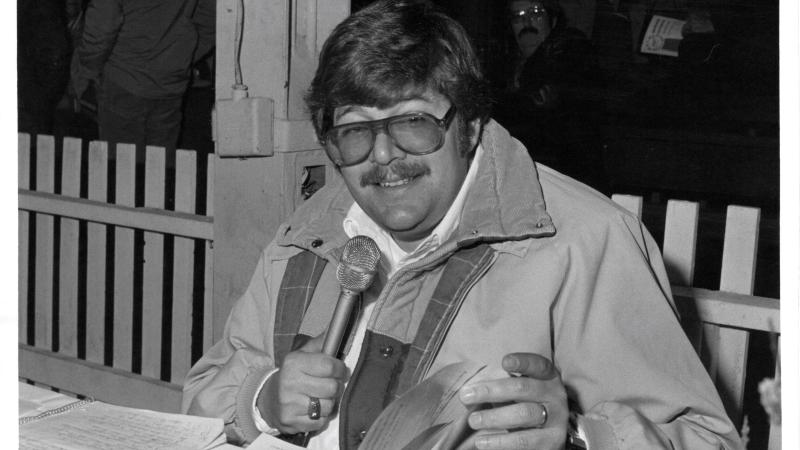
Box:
[662,200,699,286]
[113,143,137,371]
[18,133,31,343]
[171,150,197,383]
[34,135,56,349]
[142,146,166,379]
[86,141,109,364]
[661,200,703,355]
[611,194,643,219]
[58,138,82,357]
[720,206,760,295]
[713,206,761,425]
[204,155,215,352]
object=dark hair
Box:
[305,0,491,140]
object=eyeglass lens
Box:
[511,4,546,23]
[326,108,453,166]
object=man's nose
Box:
[524,14,539,26]
[369,130,405,165]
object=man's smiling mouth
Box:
[379,177,414,188]
[360,162,431,188]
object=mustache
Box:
[518,26,540,38]
[360,161,431,187]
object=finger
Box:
[467,402,548,430]
[470,428,559,450]
[318,397,336,417]
[280,394,338,419]
[284,351,348,379]
[502,353,556,379]
[298,334,325,353]
[283,374,343,400]
[300,397,337,420]
[454,429,500,450]
[460,376,542,405]
[276,395,337,433]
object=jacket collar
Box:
[275,120,555,260]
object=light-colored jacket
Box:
[183,120,743,450]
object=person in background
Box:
[494,0,609,192]
[18,0,71,135]
[182,2,743,449]
[70,0,215,151]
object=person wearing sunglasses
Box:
[494,0,609,193]
[183,2,742,449]
[509,0,559,63]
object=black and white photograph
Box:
[10,1,798,449]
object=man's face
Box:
[510,0,553,59]
[333,93,477,249]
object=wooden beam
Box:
[672,286,780,333]
[19,344,183,414]
[18,190,213,240]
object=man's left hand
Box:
[458,353,568,449]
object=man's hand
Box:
[257,335,348,434]
[458,353,568,450]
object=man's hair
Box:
[305,0,491,141]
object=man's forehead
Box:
[333,92,445,121]
[509,0,544,11]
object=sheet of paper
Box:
[640,15,686,57]
[20,401,227,450]
[18,383,80,419]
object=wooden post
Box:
[211,0,348,342]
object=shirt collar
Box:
[343,144,484,275]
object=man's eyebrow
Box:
[334,105,359,122]
[333,94,435,122]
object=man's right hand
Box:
[257,335,349,434]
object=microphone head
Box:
[337,235,381,292]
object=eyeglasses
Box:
[322,106,457,167]
[509,4,547,25]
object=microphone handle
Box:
[321,288,359,357]
[300,289,360,447]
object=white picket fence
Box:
[18,134,214,412]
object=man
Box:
[496,0,608,192]
[182,2,743,449]
[18,0,71,135]
[70,0,215,150]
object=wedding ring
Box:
[307,397,321,420]
[539,403,548,426]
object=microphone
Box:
[321,235,381,357]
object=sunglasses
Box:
[322,106,457,167]
[509,4,548,25]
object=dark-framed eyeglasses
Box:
[509,4,548,25]
[321,106,457,167]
